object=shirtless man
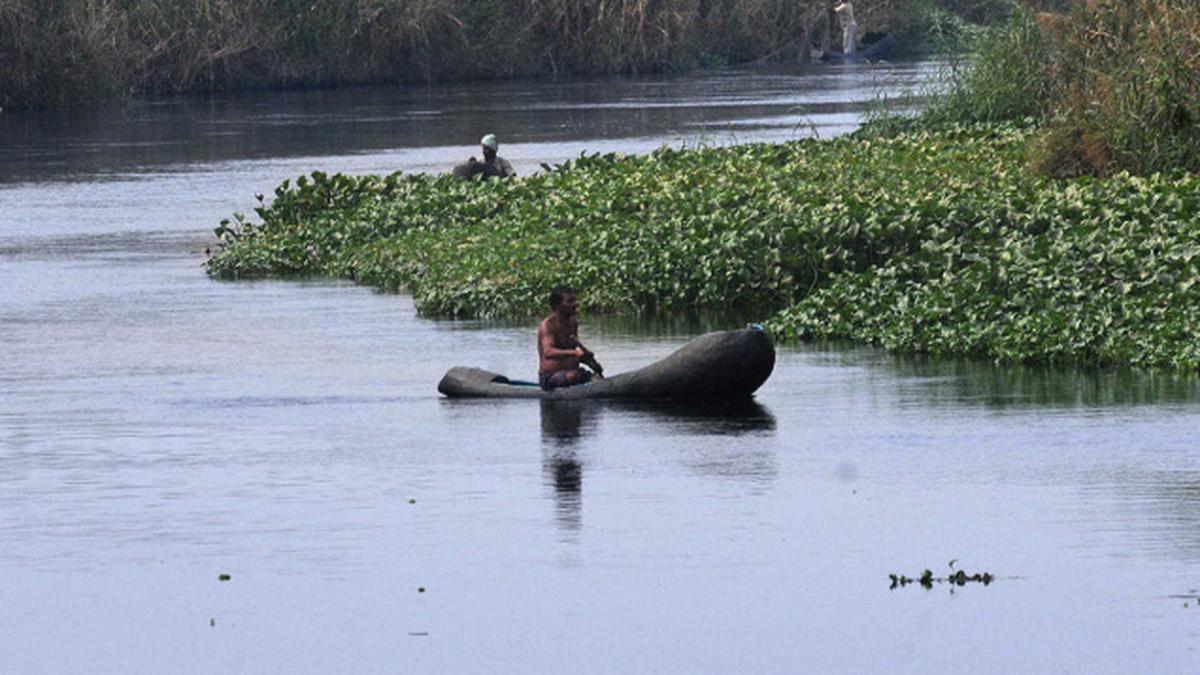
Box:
[538,286,604,391]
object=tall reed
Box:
[1032,0,1200,176]
[2,0,860,108]
[922,7,1052,123]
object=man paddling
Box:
[538,286,604,391]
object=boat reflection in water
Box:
[539,399,777,536]
[540,397,776,442]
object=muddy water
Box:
[2,63,1199,673]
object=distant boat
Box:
[437,327,775,401]
[818,32,896,63]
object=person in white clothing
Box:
[834,1,858,55]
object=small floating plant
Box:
[890,560,994,589]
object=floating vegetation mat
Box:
[207,123,1200,370]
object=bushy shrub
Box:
[922,8,1053,124]
[922,0,1200,176]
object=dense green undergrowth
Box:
[207,123,1200,370]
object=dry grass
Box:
[1031,0,1200,176]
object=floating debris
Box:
[409,499,416,505]
[218,573,231,582]
[1167,592,1200,608]
[890,562,994,589]
[418,586,426,593]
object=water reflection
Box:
[882,355,1200,409]
[538,398,776,443]
[799,344,1200,409]
[540,401,589,537]
[613,398,777,435]
[624,400,779,488]
[539,398,778,535]
[1103,469,1200,561]
[539,400,592,447]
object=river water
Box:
[2,62,1199,673]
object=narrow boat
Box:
[437,327,775,401]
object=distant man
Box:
[834,1,858,56]
[538,286,604,391]
[453,133,516,179]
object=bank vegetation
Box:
[199,0,1200,370]
[3,0,1010,108]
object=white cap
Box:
[481,134,498,151]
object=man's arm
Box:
[575,339,605,377]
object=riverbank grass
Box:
[207,124,1200,370]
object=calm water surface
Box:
[2,63,1199,673]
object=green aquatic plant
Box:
[767,167,1200,369]
[207,123,1200,371]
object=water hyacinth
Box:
[207,123,1200,370]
